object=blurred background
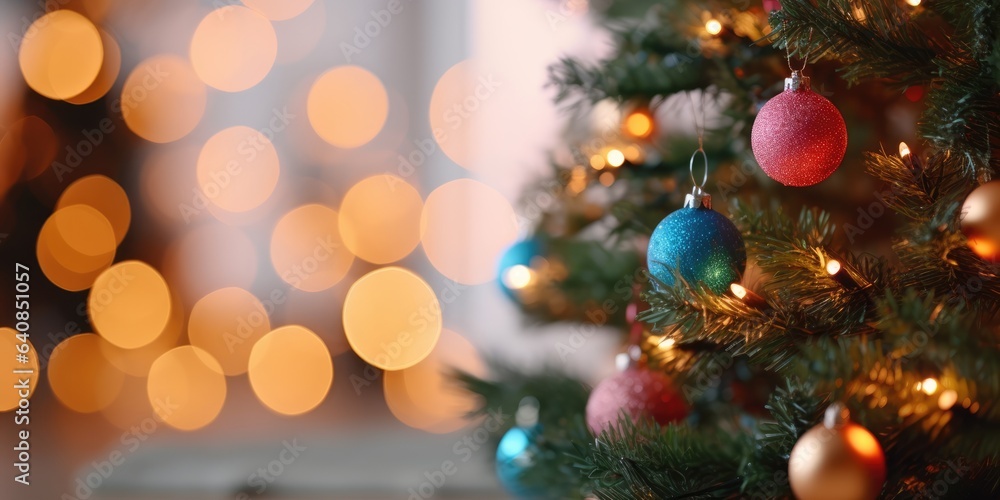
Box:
[0,0,927,499]
[0,1,624,499]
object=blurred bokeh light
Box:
[307,66,388,148]
[338,174,423,264]
[342,267,442,370]
[122,55,207,143]
[271,204,354,292]
[420,179,519,285]
[189,287,272,376]
[89,261,172,349]
[147,345,227,431]
[190,6,277,92]
[248,325,333,415]
[18,10,103,100]
[48,333,125,413]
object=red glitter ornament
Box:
[751,72,847,186]
[586,356,688,434]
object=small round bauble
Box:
[751,74,847,186]
[497,238,543,299]
[586,367,687,434]
[647,204,746,294]
[788,405,886,500]
[960,180,1000,262]
[495,426,546,499]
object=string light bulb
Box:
[623,109,655,139]
[502,264,534,290]
[730,283,768,309]
[705,18,722,36]
[905,0,921,6]
[606,149,625,168]
[919,377,938,395]
[825,258,873,293]
[899,141,922,171]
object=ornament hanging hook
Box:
[689,147,708,189]
[783,21,814,74]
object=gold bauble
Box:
[960,180,1000,262]
[788,405,886,500]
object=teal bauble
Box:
[647,189,746,294]
[495,425,546,499]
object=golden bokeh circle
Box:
[429,59,486,170]
[242,0,315,20]
[343,267,442,370]
[420,179,519,284]
[271,204,354,292]
[122,55,207,143]
[384,329,484,433]
[147,346,226,431]
[100,293,184,377]
[0,327,40,412]
[189,287,271,376]
[37,204,116,291]
[89,261,172,350]
[248,325,333,415]
[339,174,423,264]
[307,66,388,148]
[190,6,277,92]
[56,174,131,245]
[196,126,281,213]
[18,10,104,100]
[47,333,124,413]
[65,29,121,104]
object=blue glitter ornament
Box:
[497,238,543,300]
[495,398,546,499]
[647,186,746,294]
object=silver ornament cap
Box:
[784,70,811,92]
[683,185,711,210]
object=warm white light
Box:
[606,149,625,168]
[705,19,723,35]
[899,142,911,159]
[905,0,921,6]
[938,390,958,410]
[920,377,938,395]
[826,260,842,275]
[730,283,747,299]
[503,265,534,290]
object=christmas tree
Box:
[464,0,1000,498]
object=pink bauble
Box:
[586,367,688,434]
[751,85,847,186]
